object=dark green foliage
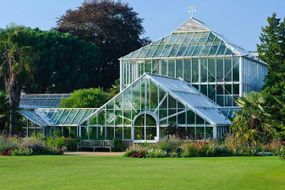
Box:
[257,13,285,86]
[0,25,37,135]
[60,88,110,108]
[57,0,150,89]
[257,13,285,140]
[113,139,128,152]
[20,28,101,93]
[230,92,276,145]
[0,91,9,133]
[63,138,79,151]
[0,26,101,94]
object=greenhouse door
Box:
[133,112,158,143]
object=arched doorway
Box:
[133,112,158,142]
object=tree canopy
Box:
[60,88,110,108]
[56,0,150,89]
[257,13,285,139]
[19,28,101,93]
[0,25,37,135]
[232,13,285,142]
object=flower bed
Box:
[0,135,78,156]
[124,136,283,158]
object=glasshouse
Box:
[19,17,268,142]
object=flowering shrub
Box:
[182,141,212,157]
[11,147,33,156]
[124,144,147,158]
[0,136,63,156]
[147,149,167,158]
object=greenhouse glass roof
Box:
[19,109,48,127]
[19,94,70,109]
[20,108,97,127]
[120,17,249,59]
[86,73,231,126]
[146,74,231,125]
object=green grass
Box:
[0,156,284,190]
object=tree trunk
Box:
[7,78,21,136]
[4,56,21,136]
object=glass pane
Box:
[208,85,216,101]
[146,127,156,140]
[153,45,164,57]
[146,45,158,57]
[168,60,175,77]
[134,127,144,140]
[200,59,207,82]
[176,60,183,78]
[208,58,216,82]
[209,38,221,55]
[185,45,195,56]
[115,127,122,139]
[201,85,207,96]
[216,58,224,81]
[186,127,195,140]
[149,81,158,110]
[196,127,205,140]
[160,45,173,57]
[176,33,187,43]
[224,58,232,81]
[123,127,131,140]
[151,60,159,74]
[217,44,226,55]
[233,58,239,81]
[98,127,105,140]
[184,59,191,82]
[192,58,199,82]
[89,127,97,140]
[178,112,186,124]
[183,33,193,43]
[187,110,195,124]
[196,115,204,124]
[168,44,180,57]
[192,45,203,56]
[106,127,114,140]
[160,60,167,76]
[233,84,239,95]
[206,127,213,139]
[177,44,188,56]
[145,60,151,73]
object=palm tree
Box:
[0,25,35,136]
[0,91,9,134]
[231,92,276,145]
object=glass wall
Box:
[121,56,240,107]
[242,57,268,95]
[82,77,215,141]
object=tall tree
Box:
[22,29,101,93]
[257,13,285,86]
[0,25,36,135]
[56,0,150,89]
[257,13,285,139]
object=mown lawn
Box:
[0,156,284,190]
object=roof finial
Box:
[188,5,197,17]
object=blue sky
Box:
[0,0,284,51]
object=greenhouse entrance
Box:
[133,112,158,143]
